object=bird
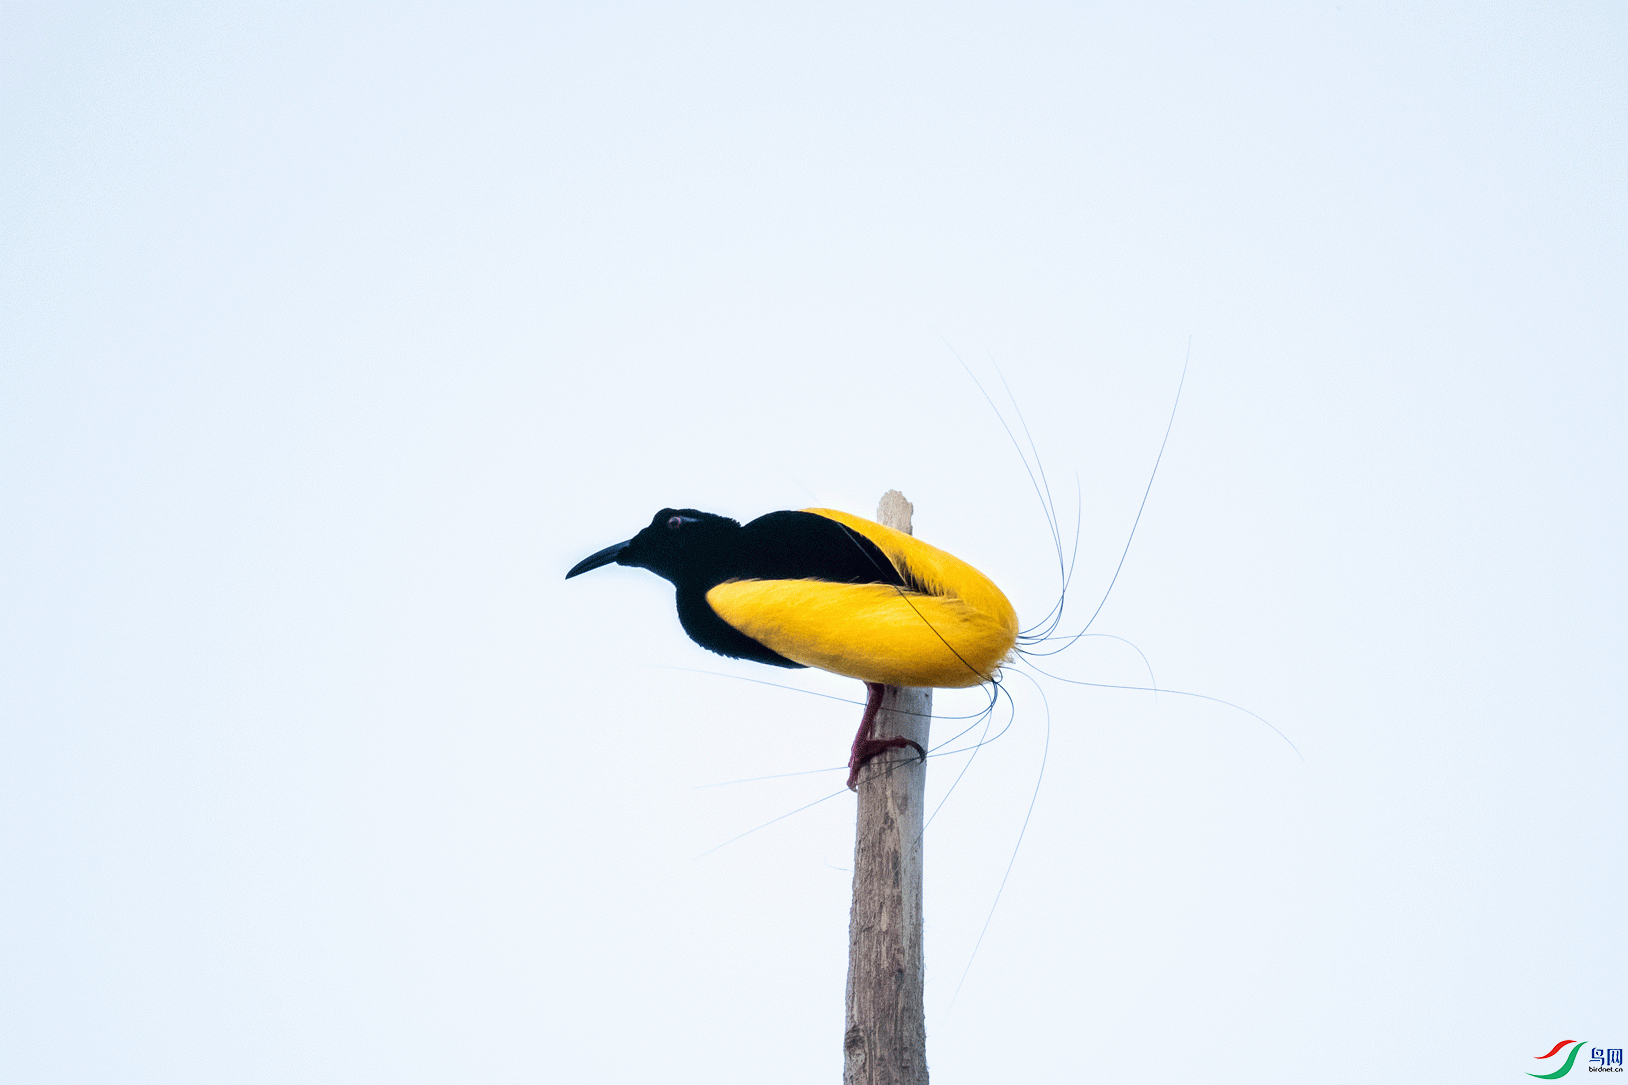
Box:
[566,506,1019,789]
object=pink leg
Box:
[846,681,927,791]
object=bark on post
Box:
[843,490,931,1085]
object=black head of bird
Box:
[567,505,1020,788]
[565,508,744,589]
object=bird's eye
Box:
[667,515,684,530]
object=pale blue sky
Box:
[3,4,1624,1082]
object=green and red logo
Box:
[1531,1041,1586,1079]
[1529,1041,1624,1078]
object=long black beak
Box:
[566,540,631,579]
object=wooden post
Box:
[844,490,932,1085]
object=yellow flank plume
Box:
[703,509,1018,688]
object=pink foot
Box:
[846,682,927,791]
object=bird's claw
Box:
[846,736,927,791]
